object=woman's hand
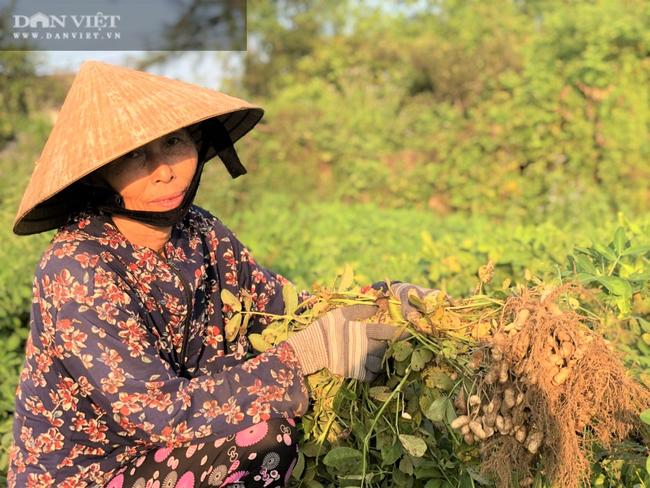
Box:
[286,305,405,382]
[391,283,448,324]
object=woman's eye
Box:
[124,151,140,159]
[166,137,181,146]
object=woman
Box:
[9,62,438,488]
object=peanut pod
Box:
[515,425,528,443]
[450,415,470,430]
[491,394,502,413]
[499,361,509,384]
[485,367,499,385]
[560,341,575,359]
[526,431,544,454]
[483,411,498,429]
[514,361,525,375]
[503,321,518,332]
[503,415,513,435]
[511,405,526,431]
[495,415,505,434]
[454,389,467,415]
[546,335,556,349]
[491,347,503,361]
[469,420,488,440]
[467,350,485,371]
[520,477,535,487]
[513,309,530,330]
[503,388,516,408]
[515,392,524,406]
[552,367,571,386]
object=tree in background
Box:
[0,0,38,151]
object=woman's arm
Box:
[202,211,313,337]
[34,260,309,449]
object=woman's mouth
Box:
[151,191,185,208]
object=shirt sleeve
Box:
[210,217,314,337]
[43,261,309,448]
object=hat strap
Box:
[200,118,247,179]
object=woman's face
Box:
[97,129,198,212]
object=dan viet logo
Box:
[13,12,121,40]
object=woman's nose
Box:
[150,154,175,183]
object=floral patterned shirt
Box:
[8,206,311,488]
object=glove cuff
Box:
[286,326,328,377]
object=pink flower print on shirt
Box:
[234,421,269,447]
[285,456,298,484]
[222,470,249,485]
[154,447,172,463]
[175,471,195,488]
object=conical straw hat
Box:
[14,61,263,235]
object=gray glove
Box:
[286,305,403,382]
[392,283,444,324]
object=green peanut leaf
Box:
[424,396,448,422]
[575,245,598,258]
[323,447,362,474]
[338,263,355,292]
[446,399,457,424]
[391,342,414,361]
[337,385,357,401]
[429,371,454,392]
[424,480,443,488]
[612,227,628,255]
[399,434,428,458]
[221,289,242,312]
[381,441,403,465]
[224,314,242,341]
[590,236,617,261]
[418,386,435,413]
[282,284,298,315]
[638,317,650,333]
[240,288,253,312]
[575,254,597,275]
[637,339,650,356]
[622,244,650,256]
[369,386,393,402]
[411,347,434,371]
[576,273,596,285]
[248,333,273,352]
[595,276,632,298]
[399,455,414,475]
[291,452,305,480]
[640,409,650,426]
[304,481,324,488]
[323,448,355,465]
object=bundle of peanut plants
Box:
[224,263,650,488]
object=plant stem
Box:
[360,370,411,488]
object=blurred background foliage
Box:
[208,0,650,229]
[1,0,650,484]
